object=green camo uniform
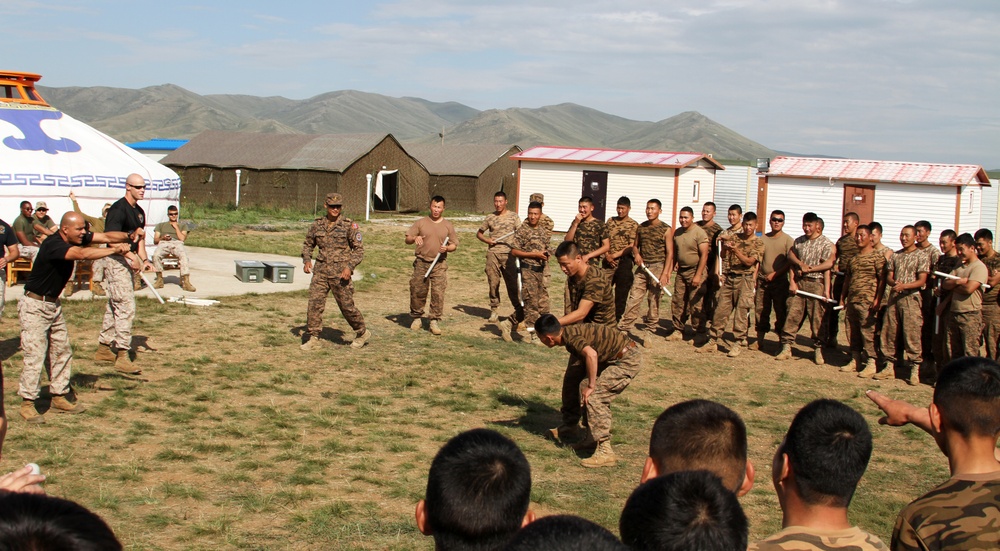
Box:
[573,217,607,267]
[781,234,834,348]
[710,232,764,343]
[891,471,1000,551]
[479,210,522,320]
[824,232,861,346]
[751,526,888,551]
[302,216,366,339]
[882,248,929,366]
[844,250,887,360]
[603,216,638,320]
[699,220,724,328]
[511,221,552,326]
[932,254,963,366]
[619,220,670,331]
[918,244,942,363]
[979,251,1000,360]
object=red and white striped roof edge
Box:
[768,156,990,186]
[511,146,724,169]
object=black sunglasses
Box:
[770,218,784,222]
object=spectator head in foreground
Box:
[503,515,626,551]
[416,428,534,551]
[620,470,748,551]
[0,491,122,550]
[642,399,754,497]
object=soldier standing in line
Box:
[603,196,638,321]
[300,192,370,350]
[943,233,988,360]
[877,225,929,385]
[529,193,555,292]
[974,229,1000,360]
[505,201,552,344]
[838,225,886,377]
[618,199,673,347]
[667,207,710,342]
[476,191,521,324]
[775,213,835,364]
[697,202,724,334]
[406,196,459,336]
[914,220,941,376]
[565,196,608,266]
[823,212,860,350]
[752,210,794,351]
[697,212,764,358]
[931,230,962,370]
[870,221,894,361]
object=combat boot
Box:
[858,358,878,378]
[749,331,765,351]
[181,275,197,292]
[94,343,116,362]
[664,331,683,342]
[488,308,499,323]
[133,272,144,291]
[350,329,371,349]
[429,320,442,336]
[300,336,319,350]
[410,317,422,331]
[153,272,165,289]
[695,339,718,354]
[842,352,862,372]
[548,424,586,444]
[814,347,825,365]
[498,319,513,342]
[643,329,656,348]
[50,393,86,414]
[906,363,921,386]
[727,343,743,358]
[20,400,44,424]
[90,280,106,296]
[873,366,895,380]
[63,284,74,298]
[115,350,141,375]
[580,441,617,468]
[775,344,792,360]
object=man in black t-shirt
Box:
[18,212,131,423]
[0,219,20,323]
[95,173,153,373]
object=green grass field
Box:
[0,205,950,550]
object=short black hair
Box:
[647,199,662,209]
[554,241,580,259]
[915,220,932,232]
[956,233,975,248]
[844,212,859,223]
[0,492,122,550]
[619,471,748,551]
[728,204,742,215]
[704,202,717,210]
[167,205,179,212]
[815,218,825,230]
[940,229,957,242]
[648,400,748,493]
[617,196,631,207]
[680,206,694,216]
[742,212,757,223]
[974,228,993,242]
[856,224,870,234]
[431,195,447,205]
[933,357,1000,438]
[770,209,785,218]
[20,201,31,209]
[424,429,532,551]
[803,212,818,223]
[869,221,883,234]
[527,201,542,210]
[780,399,872,508]
[494,191,507,199]
[534,314,561,337]
[579,196,595,206]
[504,515,626,551]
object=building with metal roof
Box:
[757,156,991,239]
[511,146,723,230]
[126,138,189,162]
[404,143,521,213]
[162,130,430,214]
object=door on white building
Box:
[582,171,608,221]
[843,184,875,225]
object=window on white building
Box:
[969,189,975,214]
[692,181,700,203]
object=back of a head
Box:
[620,471,748,551]
[425,429,532,551]
[0,492,122,551]
[934,357,1000,439]
[782,399,872,508]
[503,515,626,551]
[648,400,748,492]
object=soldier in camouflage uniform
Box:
[776,214,836,364]
[667,207,710,340]
[301,193,369,350]
[476,191,522,324]
[535,313,642,469]
[565,196,608,267]
[751,399,886,551]
[878,226,929,384]
[619,199,673,346]
[697,212,764,358]
[931,231,962,369]
[698,202,725,333]
[822,212,860,349]
[915,221,941,374]
[975,229,1000,360]
[603,196,638,321]
[506,201,552,344]
[868,357,1000,551]
[838,226,886,377]
[529,193,555,291]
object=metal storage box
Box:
[263,261,295,283]
[235,260,265,283]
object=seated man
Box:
[620,470,748,551]
[415,428,534,551]
[751,399,886,550]
[641,399,754,496]
[12,201,39,260]
[867,357,1000,550]
[31,201,58,241]
[152,205,196,292]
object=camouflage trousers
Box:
[780,278,827,347]
[307,266,365,338]
[0,271,6,317]
[882,292,923,364]
[845,300,878,360]
[485,250,522,319]
[671,268,707,333]
[520,265,548,326]
[410,258,447,320]
[604,255,634,321]
[710,273,756,341]
[754,276,789,337]
[99,258,136,350]
[18,245,37,261]
[619,261,664,331]
[153,241,191,276]
[18,296,73,400]
[935,310,953,367]
[981,304,1000,360]
[820,274,846,347]
[580,346,641,443]
[91,256,106,283]
[948,310,982,359]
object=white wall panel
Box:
[957,184,983,236]
[872,183,957,241]
[764,178,844,237]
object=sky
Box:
[9,0,1000,167]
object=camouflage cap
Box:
[325,192,344,206]
[529,193,544,203]
[35,201,48,210]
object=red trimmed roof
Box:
[768,156,989,186]
[512,146,724,170]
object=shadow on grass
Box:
[453,304,490,320]
[288,324,346,344]
[490,391,561,442]
[384,313,413,329]
[132,335,156,353]
[0,335,20,362]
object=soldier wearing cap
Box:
[301,192,370,350]
[530,193,555,291]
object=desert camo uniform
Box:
[302,212,366,341]
[844,249,887,364]
[882,248,929,371]
[671,223,710,334]
[979,250,1000,360]
[947,257,987,359]
[531,192,555,290]
[891,472,1000,551]
[152,220,192,278]
[699,219,724,329]
[480,209,522,321]
[511,220,552,327]
[573,217,607,268]
[603,215,638,320]
[709,231,764,347]
[824,231,860,346]
[931,253,963,366]
[100,196,145,357]
[751,526,888,551]
[917,243,941,365]
[780,233,834,350]
[619,219,670,332]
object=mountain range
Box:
[38,84,779,162]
